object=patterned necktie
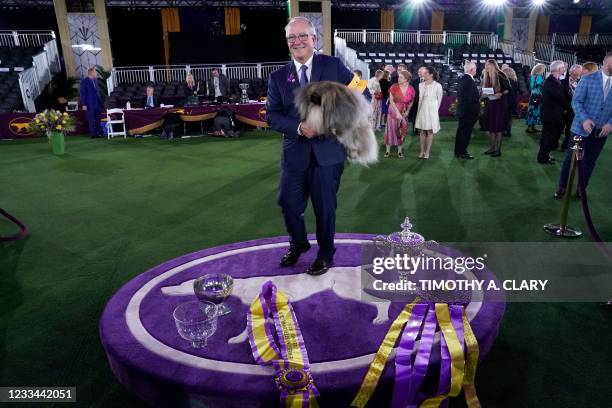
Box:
[147,96,153,107]
[605,77,611,100]
[299,65,308,87]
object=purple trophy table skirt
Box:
[99,233,505,407]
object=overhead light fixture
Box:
[533,0,546,5]
[71,44,102,52]
[483,0,506,6]
[573,0,580,3]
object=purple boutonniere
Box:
[287,73,296,83]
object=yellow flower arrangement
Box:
[27,109,77,138]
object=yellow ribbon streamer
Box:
[350,301,418,408]
[462,309,481,408]
[249,286,318,408]
[249,296,280,363]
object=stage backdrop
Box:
[301,12,324,53]
[67,13,103,78]
[511,18,529,52]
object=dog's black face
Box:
[310,92,322,106]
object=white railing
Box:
[18,67,39,113]
[394,31,420,44]
[535,41,577,66]
[334,35,369,79]
[513,50,536,67]
[109,62,287,93]
[339,30,366,44]
[44,39,61,74]
[4,31,61,112]
[32,51,50,91]
[335,30,498,49]
[446,32,469,46]
[420,33,445,44]
[0,30,55,47]
[366,31,392,44]
[536,32,612,46]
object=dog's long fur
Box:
[294,81,378,165]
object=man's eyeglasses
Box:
[286,33,310,43]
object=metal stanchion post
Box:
[543,135,583,237]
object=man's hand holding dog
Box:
[299,122,320,138]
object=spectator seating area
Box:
[0,46,44,113]
[349,42,532,96]
[556,44,611,63]
[0,73,23,113]
[0,46,41,71]
[105,77,269,109]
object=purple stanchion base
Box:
[100,234,505,407]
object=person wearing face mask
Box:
[538,60,570,164]
[266,16,353,276]
[555,52,612,199]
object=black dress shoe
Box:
[483,150,494,155]
[456,154,474,160]
[306,259,333,276]
[279,243,311,267]
[490,151,502,157]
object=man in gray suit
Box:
[207,68,230,100]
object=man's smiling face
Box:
[286,21,315,64]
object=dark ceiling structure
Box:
[0,0,610,13]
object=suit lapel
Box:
[310,54,322,83]
[283,62,300,101]
[593,72,605,103]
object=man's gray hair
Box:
[569,64,582,74]
[605,51,612,63]
[549,60,565,74]
[285,16,316,36]
[464,60,476,73]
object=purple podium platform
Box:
[100,234,505,407]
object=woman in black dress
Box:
[502,66,519,138]
[481,59,510,157]
[379,70,391,129]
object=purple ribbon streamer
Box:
[391,304,428,408]
[406,306,438,408]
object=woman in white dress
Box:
[415,66,443,159]
[368,70,384,130]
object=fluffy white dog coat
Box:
[294,81,378,165]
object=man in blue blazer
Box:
[555,52,612,198]
[79,67,104,138]
[267,16,353,275]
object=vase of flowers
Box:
[28,109,76,156]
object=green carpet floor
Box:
[1,121,611,407]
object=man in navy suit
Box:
[454,61,479,160]
[79,67,104,138]
[266,16,353,275]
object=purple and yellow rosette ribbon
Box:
[247,281,319,408]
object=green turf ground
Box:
[1,121,611,407]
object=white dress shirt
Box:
[293,54,314,83]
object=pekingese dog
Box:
[294,81,378,165]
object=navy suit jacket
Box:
[457,74,479,118]
[266,54,353,172]
[79,77,103,111]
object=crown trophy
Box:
[373,217,472,304]
[373,217,437,281]
[239,83,250,104]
